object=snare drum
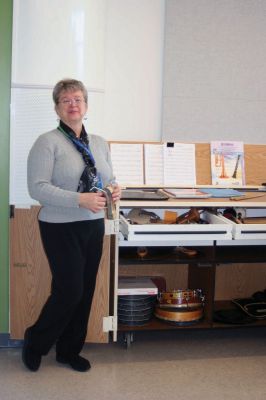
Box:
[158,289,204,309]
[155,289,204,324]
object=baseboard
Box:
[0,333,23,348]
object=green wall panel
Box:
[0,0,12,332]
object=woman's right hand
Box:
[79,192,106,212]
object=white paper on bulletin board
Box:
[110,143,144,185]
[163,142,196,186]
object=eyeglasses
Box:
[59,98,85,106]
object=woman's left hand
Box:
[111,184,121,202]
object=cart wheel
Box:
[124,332,134,349]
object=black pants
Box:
[28,218,104,357]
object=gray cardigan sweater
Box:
[27,129,115,223]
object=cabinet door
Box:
[10,206,109,343]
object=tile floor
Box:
[0,328,266,400]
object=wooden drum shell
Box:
[154,305,204,323]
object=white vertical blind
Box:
[9,88,104,205]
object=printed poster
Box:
[211,141,245,186]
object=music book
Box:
[110,142,196,186]
[211,141,245,186]
[110,143,144,185]
[163,188,212,198]
[162,143,196,186]
[144,143,164,185]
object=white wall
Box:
[162,0,266,144]
[103,0,165,141]
[11,0,165,140]
[12,0,106,89]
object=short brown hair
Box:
[53,78,88,105]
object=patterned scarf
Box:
[58,121,103,192]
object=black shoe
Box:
[22,328,42,372]
[56,354,91,372]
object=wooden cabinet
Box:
[115,200,266,345]
[9,200,266,345]
[118,247,266,330]
[10,206,110,343]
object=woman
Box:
[23,78,121,372]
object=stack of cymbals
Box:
[154,289,204,325]
[118,295,157,326]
